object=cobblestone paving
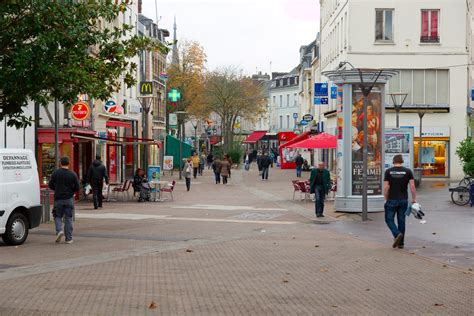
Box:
[0,226,471,315]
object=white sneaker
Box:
[55,231,64,243]
[65,240,74,244]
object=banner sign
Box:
[70,102,91,121]
[163,156,174,170]
[351,88,383,196]
[384,128,414,170]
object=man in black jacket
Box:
[49,157,80,244]
[260,152,272,180]
[87,155,109,209]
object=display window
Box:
[414,139,448,177]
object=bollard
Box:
[40,189,52,223]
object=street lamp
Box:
[338,62,384,221]
[137,95,156,171]
[388,92,408,128]
[190,118,199,150]
[415,104,429,187]
[175,110,187,180]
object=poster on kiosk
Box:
[148,166,161,182]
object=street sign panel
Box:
[331,86,337,99]
[302,114,313,122]
[320,97,329,105]
[314,83,328,97]
[300,120,309,126]
[471,89,474,101]
[293,113,298,119]
[160,73,169,81]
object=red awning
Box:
[106,120,132,128]
[243,131,267,144]
[286,132,337,149]
[279,131,310,149]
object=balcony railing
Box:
[420,35,440,43]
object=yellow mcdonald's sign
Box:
[140,81,153,95]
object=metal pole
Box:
[144,99,149,171]
[396,110,400,129]
[418,112,424,168]
[3,116,6,148]
[34,101,39,162]
[23,127,26,149]
[179,118,183,180]
[361,94,369,221]
[54,99,59,168]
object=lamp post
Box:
[175,111,187,180]
[338,62,384,221]
[388,92,408,128]
[415,104,429,187]
[190,118,199,150]
[137,95,155,171]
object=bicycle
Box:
[459,176,472,188]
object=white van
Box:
[0,149,42,245]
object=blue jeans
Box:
[384,199,408,245]
[54,198,74,241]
[314,185,325,216]
[296,166,302,178]
[214,172,221,184]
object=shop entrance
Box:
[414,138,449,177]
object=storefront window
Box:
[41,144,56,184]
[414,140,448,177]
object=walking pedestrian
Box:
[48,156,80,244]
[191,152,200,179]
[309,162,331,218]
[212,158,222,184]
[295,154,304,178]
[260,152,271,180]
[199,152,206,176]
[183,158,193,191]
[383,154,417,249]
[244,151,250,171]
[206,152,214,169]
[86,155,109,209]
[220,156,231,184]
[256,151,263,176]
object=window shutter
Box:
[421,11,429,37]
[430,11,439,38]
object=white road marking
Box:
[172,204,287,212]
[75,213,296,225]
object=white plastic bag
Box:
[84,184,91,195]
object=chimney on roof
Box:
[138,0,142,13]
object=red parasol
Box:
[286,132,337,149]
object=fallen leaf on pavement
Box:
[442,264,447,268]
[148,302,157,309]
[292,236,296,239]
[434,303,444,307]
[320,268,329,272]
[315,245,319,248]
[282,279,289,283]
[285,272,291,275]
[331,305,338,308]
[422,246,426,248]
[186,249,193,253]
[365,289,370,291]
[432,232,437,235]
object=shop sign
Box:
[104,100,117,113]
[140,81,153,95]
[70,102,91,121]
[302,114,313,122]
[408,126,450,138]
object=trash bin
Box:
[413,168,423,188]
[40,189,53,223]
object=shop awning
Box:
[286,132,337,149]
[279,131,310,149]
[72,133,162,147]
[243,131,267,144]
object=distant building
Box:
[269,70,300,133]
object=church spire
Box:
[171,16,179,65]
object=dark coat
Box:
[309,168,331,194]
[87,160,109,184]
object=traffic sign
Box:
[471,89,474,101]
[320,97,329,105]
[300,120,309,126]
[314,97,321,105]
[160,73,169,81]
[302,114,313,122]
[293,113,298,119]
[314,83,328,97]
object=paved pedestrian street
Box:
[0,167,472,315]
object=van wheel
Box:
[3,213,29,245]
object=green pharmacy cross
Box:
[168,89,181,106]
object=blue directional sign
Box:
[471,89,474,101]
[314,97,321,105]
[300,120,309,126]
[293,113,298,119]
[320,97,329,105]
[331,86,337,99]
[314,83,328,97]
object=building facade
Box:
[319,0,469,179]
[269,71,301,133]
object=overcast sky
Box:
[142,0,320,75]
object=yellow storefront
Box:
[413,127,450,177]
